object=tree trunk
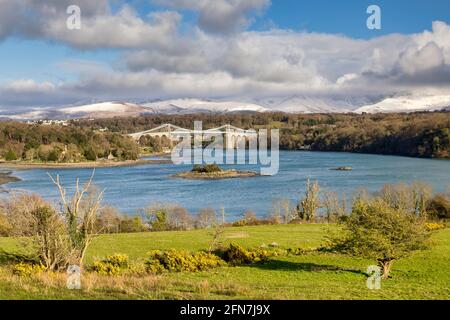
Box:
[379,260,394,279]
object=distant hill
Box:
[1,95,449,120]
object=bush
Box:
[217,243,277,265]
[145,250,225,274]
[231,218,274,227]
[47,150,59,162]
[91,261,121,276]
[120,216,147,233]
[84,148,97,161]
[0,214,12,236]
[11,262,47,277]
[425,222,446,232]
[5,150,17,161]
[91,253,129,275]
[192,164,222,173]
[427,194,450,219]
[105,253,129,268]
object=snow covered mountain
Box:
[250,95,370,113]
[6,102,150,120]
[142,98,269,114]
[354,95,450,114]
[1,95,449,121]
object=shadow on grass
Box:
[249,259,365,275]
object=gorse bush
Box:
[11,263,47,277]
[91,253,129,276]
[105,253,129,268]
[91,261,121,276]
[217,243,279,266]
[425,222,446,232]
[145,250,225,274]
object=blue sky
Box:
[0,0,449,109]
[2,0,449,82]
[255,0,450,37]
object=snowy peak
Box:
[62,102,146,115]
[251,95,359,113]
[2,95,449,121]
[6,102,149,120]
[355,95,450,114]
[142,98,269,114]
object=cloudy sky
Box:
[0,0,450,110]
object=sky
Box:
[0,0,449,110]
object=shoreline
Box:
[0,158,173,170]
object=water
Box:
[3,151,450,220]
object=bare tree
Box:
[169,206,192,230]
[48,170,103,266]
[298,178,320,222]
[196,208,217,228]
[269,199,283,224]
[243,210,257,223]
[322,191,341,223]
[281,199,292,224]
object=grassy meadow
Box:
[0,224,449,300]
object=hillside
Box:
[355,95,450,114]
[2,95,450,121]
[0,224,448,299]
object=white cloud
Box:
[397,42,445,75]
[0,0,181,49]
[154,0,270,34]
[6,79,56,92]
[0,1,449,109]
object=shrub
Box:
[5,150,17,161]
[217,243,277,265]
[232,219,247,227]
[425,222,446,232]
[11,262,47,277]
[91,253,129,275]
[47,150,59,162]
[0,214,12,236]
[91,261,121,276]
[120,216,147,233]
[105,253,129,268]
[84,148,97,161]
[192,164,222,173]
[145,250,225,274]
[427,194,450,219]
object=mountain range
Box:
[1,94,449,120]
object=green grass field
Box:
[0,224,449,300]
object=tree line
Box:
[0,122,139,162]
[74,111,450,158]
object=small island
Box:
[330,166,353,171]
[173,164,259,180]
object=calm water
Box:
[3,152,450,220]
